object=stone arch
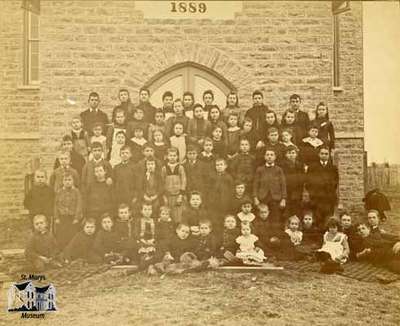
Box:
[134,41,253,91]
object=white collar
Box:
[228,126,240,132]
[302,137,324,147]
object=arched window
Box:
[143,62,236,109]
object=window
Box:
[23,10,39,85]
[144,62,236,109]
[332,1,350,89]
[333,14,340,88]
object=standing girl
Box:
[313,102,335,151]
[169,122,187,163]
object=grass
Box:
[0,196,399,325]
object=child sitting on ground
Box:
[194,220,217,260]
[155,206,174,255]
[94,213,122,264]
[182,191,208,237]
[63,218,102,264]
[137,203,156,268]
[220,215,240,262]
[315,217,349,273]
[355,223,400,274]
[235,222,266,265]
[285,215,303,247]
[298,211,321,255]
[252,204,294,260]
[25,215,62,271]
[367,209,398,241]
[340,212,361,260]
[164,223,197,262]
[114,203,137,264]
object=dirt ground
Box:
[0,194,399,325]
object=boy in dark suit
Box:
[306,146,338,229]
[244,90,268,148]
[80,92,109,136]
[253,148,287,229]
[280,145,305,218]
[289,94,310,140]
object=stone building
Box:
[0,1,364,219]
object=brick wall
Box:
[0,1,40,219]
[0,1,364,219]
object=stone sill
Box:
[16,85,40,91]
[0,132,40,140]
[332,86,343,92]
[336,131,364,139]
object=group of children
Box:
[23,88,400,275]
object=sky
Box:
[363,1,400,164]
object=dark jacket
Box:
[63,231,97,261]
[167,235,197,260]
[25,231,59,261]
[244,104,269,142]
[253,165,287,201]
[136,101,157,124]
[229,153,255,186]
[113,160,136,206]
[313,118,335,149]
[306,161,338,202]
[94,229,121,256]
[80,109,109,135]
[84,180,114,216]
[24,185,54,218]
[280,159,305,201]
[183,160,205,194]
[194,234,217,260]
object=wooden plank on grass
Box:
[0,249,25,257]
[216,265,284,272]
[110,265,139,271]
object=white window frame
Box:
[23,10,39,85]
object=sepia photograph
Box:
[0,0,399,324]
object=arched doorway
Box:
[143,62,236,110]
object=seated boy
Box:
[114,203,138,264]
[25,215,62,271]
[164,223,197,261]
[252,204,295,260]
[367,209,399,241]
[194,220,217,260]
[340,212,361,260]
[94,213,122,264]
[63,218,102,264]
[356,223,400,274]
